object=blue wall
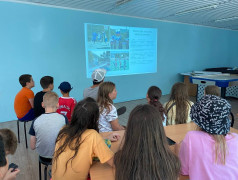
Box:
[0,1,237,122]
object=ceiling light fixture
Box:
[116,0,132,6]
[215,16,238,22]
[175,4,218,16]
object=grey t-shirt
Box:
[83,86,99,101]
[29,113,68,158]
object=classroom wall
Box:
[0,1,237,122]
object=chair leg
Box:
[24,122,28,148]
[17,120,20,143]
[44,165,48,180]
[39,161,42,180]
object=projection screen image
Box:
[85,23,157,78]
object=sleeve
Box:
[29,120,36,136]
[63,115,69,125]
[107,105,118,122]
[26,89,34,99]
[93,133,114,164]
[179,133,190,175]
[70,98,77,115]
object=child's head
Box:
[147,86,165,121]
[0,129,17,155]
[40,76,54,90]
[70,97,99,131]
[42,92,59,109]
[19,74,34,88]
[170,82,188,101]
[205,85,220,96]
[58,82,72,94]
[146,86,162,104]
[97,81,116,104]
[92,69,106,85]
[114,104,180,179]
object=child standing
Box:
[164,82,194,125]
[57,82,76,123]
[52,97,120,180]
[14,74,35,121]
[179,95,238,179]
[97,82,125,132]
[146,86,167,126]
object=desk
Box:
[90,124,238,180]
[190,74,238,101]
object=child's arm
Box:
[110,119,125,131]
[30,136,36,150]
[28,98,34,108]
[106,157,114,167]
[3,168,20,180]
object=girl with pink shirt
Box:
[179,95,238,180]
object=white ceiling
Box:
[8,0,238,30]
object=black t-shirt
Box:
[34,91,46,118]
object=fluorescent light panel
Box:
[175,4,218,16]
[215,16,238,22]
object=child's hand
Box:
[3,168,20,180]
[107,133,120,142]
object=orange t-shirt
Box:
[14,87,34,119]
[52,129,114,180]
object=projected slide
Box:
[85,23,157,78]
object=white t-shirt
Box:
[99,103,118,132]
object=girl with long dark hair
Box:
[147,86,167,126]
[52,97,119,180]
[114,104,180,180]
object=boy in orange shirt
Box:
[14,74,35,121]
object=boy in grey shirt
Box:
[83,68,106,100]
[29,92,68,158]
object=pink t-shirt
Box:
[179,131,238,180]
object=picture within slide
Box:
[85,23,157,78]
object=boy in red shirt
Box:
[56,82,76,122]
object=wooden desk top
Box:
[90,123,238,180]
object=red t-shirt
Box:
[56,97,76,122]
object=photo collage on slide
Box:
[86,24,129,74]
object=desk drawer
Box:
[192,79,216,86]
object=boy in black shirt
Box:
[34,76,54,117]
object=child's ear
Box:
[41,102,45,108]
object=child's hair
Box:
[196,126,227,164]
[93,80,102,85]
[43,92,59,108]
[0,137,7,167]
[0,129,17,155]
[165,82,191,124]
[114,104,180,180]
[40,76,54,89]
[205,85,220,96]
[53,97,99,174]
[19,74,32,87]
[147,86,166,121]
[97,82,115,113]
